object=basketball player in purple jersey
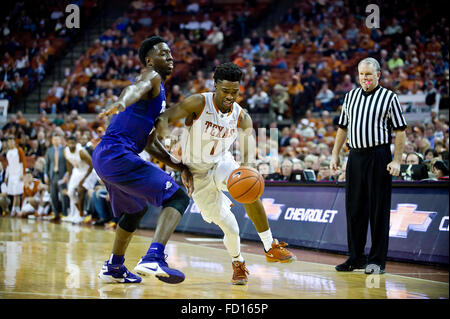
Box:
[94,36,193,284]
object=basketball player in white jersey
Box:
[64,135,96,224]
[5,136,26,216]
[156,62,296,285]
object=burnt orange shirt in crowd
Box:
[22,179,41,205]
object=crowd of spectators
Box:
[195,0,449,183]
[1,107,447,225]
[252,110,449,183]
[221,0,448,125]
[0,0,273,226]
[0,1,449,225]
[0,110,124,228]
[0,0,101,112]
[35,0,272,114]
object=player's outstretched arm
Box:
[145,129,184,171]
[100,71,160,117]
[237,110,257,168]
[155,94,205,139]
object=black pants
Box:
[345,144,392,268]
[49,176,68,218]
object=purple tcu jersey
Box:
[92,82,179,217]
[102,82,167,153]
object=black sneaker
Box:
[94,219,107,226]
[335,258,367,272]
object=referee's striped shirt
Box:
[338,85,407,149]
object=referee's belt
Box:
[348,143,390,152]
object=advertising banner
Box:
[139,183,449,264]
[397,93,440,123]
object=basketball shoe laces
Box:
[109,264,132,278]
[142,252,169,267]
[270,240,291,257]
[233,262,249,278]
[274,241,289,250]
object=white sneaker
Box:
[42,214,54,220]
[72,214,84,224]
[98,261,142,284]
[61,215,73,223]
[10,208,17,217]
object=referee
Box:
[330,57,407,275]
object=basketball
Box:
[227,167,265,204]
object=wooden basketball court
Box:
[0,217,448,299]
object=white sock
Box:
[258,229,274,252]
[232,254,244,263]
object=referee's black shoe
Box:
[335,258,367,272]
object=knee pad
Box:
[118,206,147,232]
[162,188,190,215]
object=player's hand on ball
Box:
[99,102,125,118]
[181,167,194,196]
